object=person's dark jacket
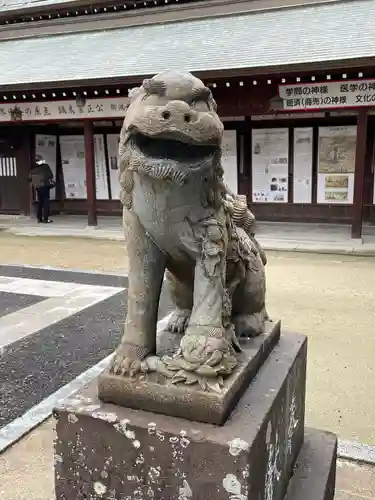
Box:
[30,161,54,189]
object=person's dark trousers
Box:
[36,186,51,222]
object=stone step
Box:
[285,428,337,500]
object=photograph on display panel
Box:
[318,126,357,174]
[324,175,349,189]
[317,126,357,204]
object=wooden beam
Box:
[84,119,97,227]
[351,109,368,239]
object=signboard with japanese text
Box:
[222,130,238,195]
[0,97,129,122]
[317,126,357,204]
[252,128,289,203]
[279,79,375,111]
[60,135,111,200]
[293,128,313,204]
[35,135,57,200]
[94,135,110,200]
[107,134,121,200]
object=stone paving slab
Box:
[0,265,128,287]
[0,291,44,318]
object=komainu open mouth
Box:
[131,132,218,163]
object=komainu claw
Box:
[110,344,148,377]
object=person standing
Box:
[30,155,55,223]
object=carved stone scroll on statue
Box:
[99,70,271,399]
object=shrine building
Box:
[0,0,374,238]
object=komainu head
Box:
[119,71,224,185]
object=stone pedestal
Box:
[98,321,281,425]
[53,331,337,500]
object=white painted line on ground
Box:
[0,276,119,297]
[0,280,124,350]
[0,313,172,454]
[0,263,129,277]
[338,439,375,465]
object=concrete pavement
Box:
[2,215,375,255]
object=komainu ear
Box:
[142,78,166,96]
[128,86,142,101]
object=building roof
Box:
[0,0,374,89]
[0,0,75,14]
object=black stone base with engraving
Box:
[54,331,337,500]
[98,320,281,425]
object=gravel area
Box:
[0,233,128,273]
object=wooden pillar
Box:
[351,110,368,239]
[245,117,252,203]
[15,128,32,216]
[84,120,97,227]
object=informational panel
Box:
[317,125,357,204]
[252,128,289,203]
[60,135,110,199]
[35,135,57,200]
[94,135,109,200]
[107,134,121,200]
[222,130,238,195]
[293,128,313,204]
[60,135,87,199]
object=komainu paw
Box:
[167,309,191,334]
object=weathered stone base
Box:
[98,320,281,425]
[285,428,337,500]
[54,332,310,500]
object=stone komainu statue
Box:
[111,70,268,390]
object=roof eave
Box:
[1,56,374,93]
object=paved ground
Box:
[0,233,374,498]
